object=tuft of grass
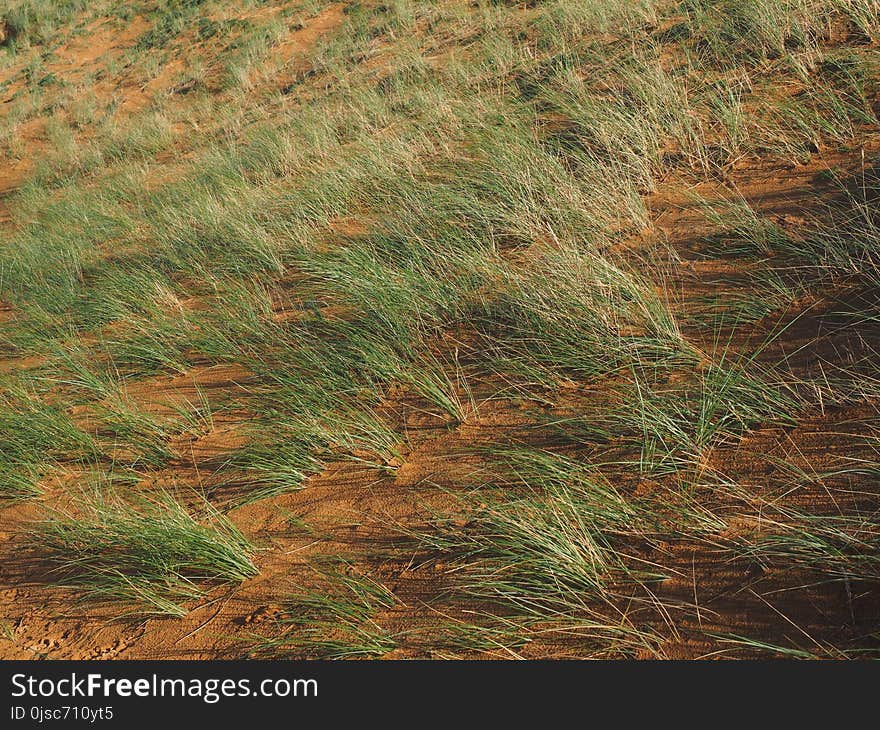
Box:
[697,193,793,258]
[33,490,257,616]
[250,560,398,659]
[679,0,829,68]
[1,0,92,51]
[711,633,825,658]
[732,508,880,582]
[833,0,879,40]
[0,377,95,500]
[475,246,692,388]
[407,447,669,653]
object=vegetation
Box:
[35,490,257,616]
[0,0,877,658]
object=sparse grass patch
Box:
[1,0,94,52]
[250,559,398,659]
[401,448,673,657]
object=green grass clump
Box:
[1,0,93,51]
[136,0,210,50]
[0,465,42,502]
[476,247,691,386]
[697,194,794,258]
[421,449,653,615]
[34,490,257,616]
[0,378,95,500]
[699,169,880,288]
[679,0,829,68]
[403,447,671,657]
[251,560,398,659]
[740,513,880,581]
[625,354,803,473]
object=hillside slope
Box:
[0,0,878,659]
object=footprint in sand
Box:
[236,604,284,626]
[27,636,60,656]
[83,638,130,660]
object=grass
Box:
[474,246,692,388]
[0,377,95,500]
[696,192,794,258]
[0,0,878,657]
[696,164,880,290]
[33,489,257,616]
[1,0,95,52]
[250,559,398,659]
[627,352,802,469]
[396,448,673,657]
